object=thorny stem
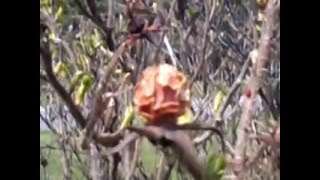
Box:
[232,0,279,179]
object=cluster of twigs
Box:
[40,0,280,179]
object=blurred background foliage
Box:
[40,0,279,179]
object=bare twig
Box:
[193,57,251,145]
[40,113,58,134]
[107,133,139,155]
[40,43,87,128]
[244,125,280,172]
[232,94,254,177]
[219,58,251,119]
[90,143,107,180]
[190,0,217,85]
[106,0,113,27]
[57,107,73,180]
[157,153,176,180]
[82,43,126,148]
[232,0,279,178]
[156,154,165,180]
[171,123,226,152]
[73,0,114,50]
[40,73,49,83]
[125,139,141,180]
[243,143,268,172]
[127,125,207,180]
[153,0,176,64]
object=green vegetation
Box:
[40,131,159,179]
[40,0,280,178]
[40,131,64,180]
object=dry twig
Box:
[232,0,279,178]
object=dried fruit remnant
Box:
[133,63,190,125]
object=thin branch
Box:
[40,42,86,128]
[152,0,176,64]
[106,133,139,155]
[58,128,73,180]
[125,139,141,180]
[156,154,165,180]
[82,43,126,148]
[232,0,279,178]
[40,113,58,134]
[219,57,251,119]
[73,0,114,50]
[190,0,217,85]
[40,73,49,83]
[127,126,207,180]
[157,153,176,180]
[193,57,251,145]
[90,143,107,180]
[243,143,268,172]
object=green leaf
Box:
[81,75,93,92]
[92,28,102,48]
[206,154,227,180]
[75,84,86,105]
[40,0,52,13]
[53,62,68,78]
[70,71,85,90]
[78,55,91,71]
[120,104,135,130]
[212,90,226,114]
[214,156,227,175]
[188,6,200,22]
[74,74,93,105]
[83,55,91,72]
[177,107,194,125]
[40,0,49,8]
[55,6,64,21]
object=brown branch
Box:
[219,57,251,120]
[232,0,279,179]
[190,0,217,85]
[244,125,280,172]
[137,161,149,180]
[106,0,113,27]
[125,139,141,180]
[40,73,49,83]
[243,143,268,172]
[81,43,126,148]
[106,133,139,155]
[58,131,73,180]
[127,125,207,180]
[40,43,86,128]
[40,113,58,134]
[86,0,97,17]
[157,153,176,180]
[171,123,226,153]
[89,143,107,180]
[156,154,165,180]
[73,0,114,50]
[193,57,251,145]
[152,0,176,64]
[232,94,254,178]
